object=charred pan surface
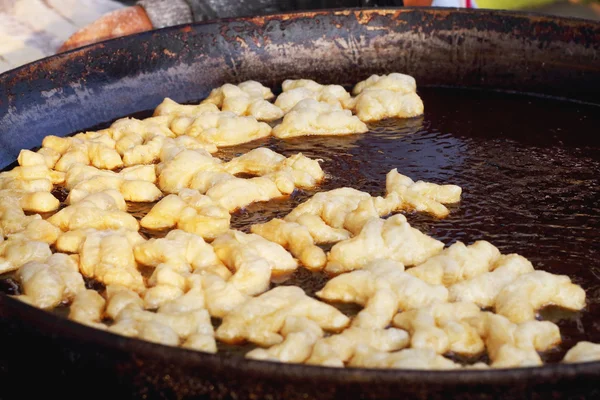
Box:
[0,8,600,400]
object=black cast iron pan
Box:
[1,8,600,400]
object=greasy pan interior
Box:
[1,8,600,400]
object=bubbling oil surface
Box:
[2,87,600,363]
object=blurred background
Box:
[0,0,599,74]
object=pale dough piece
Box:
[272,99,368,138]
[494,271,586,324]
[153,97,220,119]
[563,342,600,364]
[325,215,444,274]
[212,230,297,295]
[4,217,62,245]
[406,240,501,286]
[156,147,223,194]
[0,238,52,274]
[448,254,534,306]
[65,164,162,203]
[0,196,61,243]
[158,275,206,314]
[105,284,144,320]
[169,111,272,147]
[213,230,297,276]
[354,90,424,122]
[106,116,219,166]
[69,289,106,324]
[48,190,139,232]
[140,189,230,240]
[0,189,59,213]
[392,302,484,355]
[0,162,65,192]
[76,229,146,292]
[17,148,60,169]
[246,317,324,363]
[317,259,448,329]
[109,319,179,346]
[204,81,275,105]
[42,133,123,171]
[386,169,462,218]
[250,219,327,271]
[200,273,249,318]
[110,299,217,352]
[116,306,214,342]
[284,187,399,237]
[224,148,324,191]
[16,253,84,309]
[144,271,208,316]
[202,82,283,121]
[306,327,410,367]
[134,229,230,278]
[216,286,349,346]
[348,346,461,370]
[466,312,561,368]
[104,117,171,166]
[293,214,351,243]
[352,73,417,96]
[224,147,285,175]
[182,333,218,353]
[277,80,354,111]
[191,171,285,212]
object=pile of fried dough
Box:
[1,73,595,369]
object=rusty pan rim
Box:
[1,7,599,82]
[1,7,600,386]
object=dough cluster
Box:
[1,73,593,370]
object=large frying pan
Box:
[1,8,600,400]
